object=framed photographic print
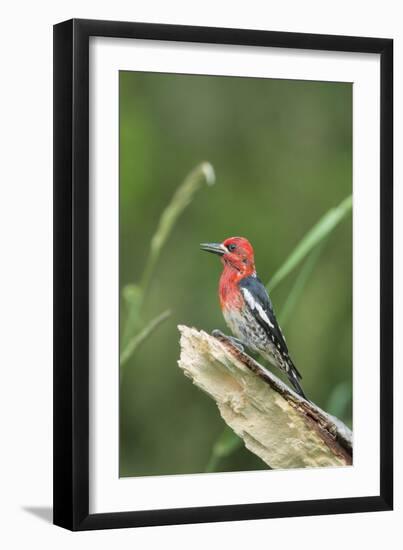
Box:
[53,19,393,530]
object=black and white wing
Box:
[239,275,303,383]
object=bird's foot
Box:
[211,329,245,352]
[212,329,225,339]
[228,337,245,352]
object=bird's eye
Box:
[227,243,236,252]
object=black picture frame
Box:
[53,18,393,531]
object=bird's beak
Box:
[200,242,226,256]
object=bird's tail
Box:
[288,366,308,401]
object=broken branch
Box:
[178,325,352,470]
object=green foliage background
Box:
[119,71,352,477]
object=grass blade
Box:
[120,309,171,369]
[121,162,215,354]
[326,381,352,425]
[121,284,143,349]
[278,243,324,327]
[205,426,243,473]
[267,195,352,291]
[140,162,215,296]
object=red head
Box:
[200,237,256,278]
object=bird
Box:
[200,236,307,399]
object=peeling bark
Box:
[178,325,352,469]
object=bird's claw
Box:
[212,329,245,352]
[229,337,245,352]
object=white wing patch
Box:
[279,326,287,343]
[241,287,274,329]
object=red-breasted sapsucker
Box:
[201,236,307,399]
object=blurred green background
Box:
[119,71,352,477]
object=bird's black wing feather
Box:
[239,275,303,380]
[239,276,287,350]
